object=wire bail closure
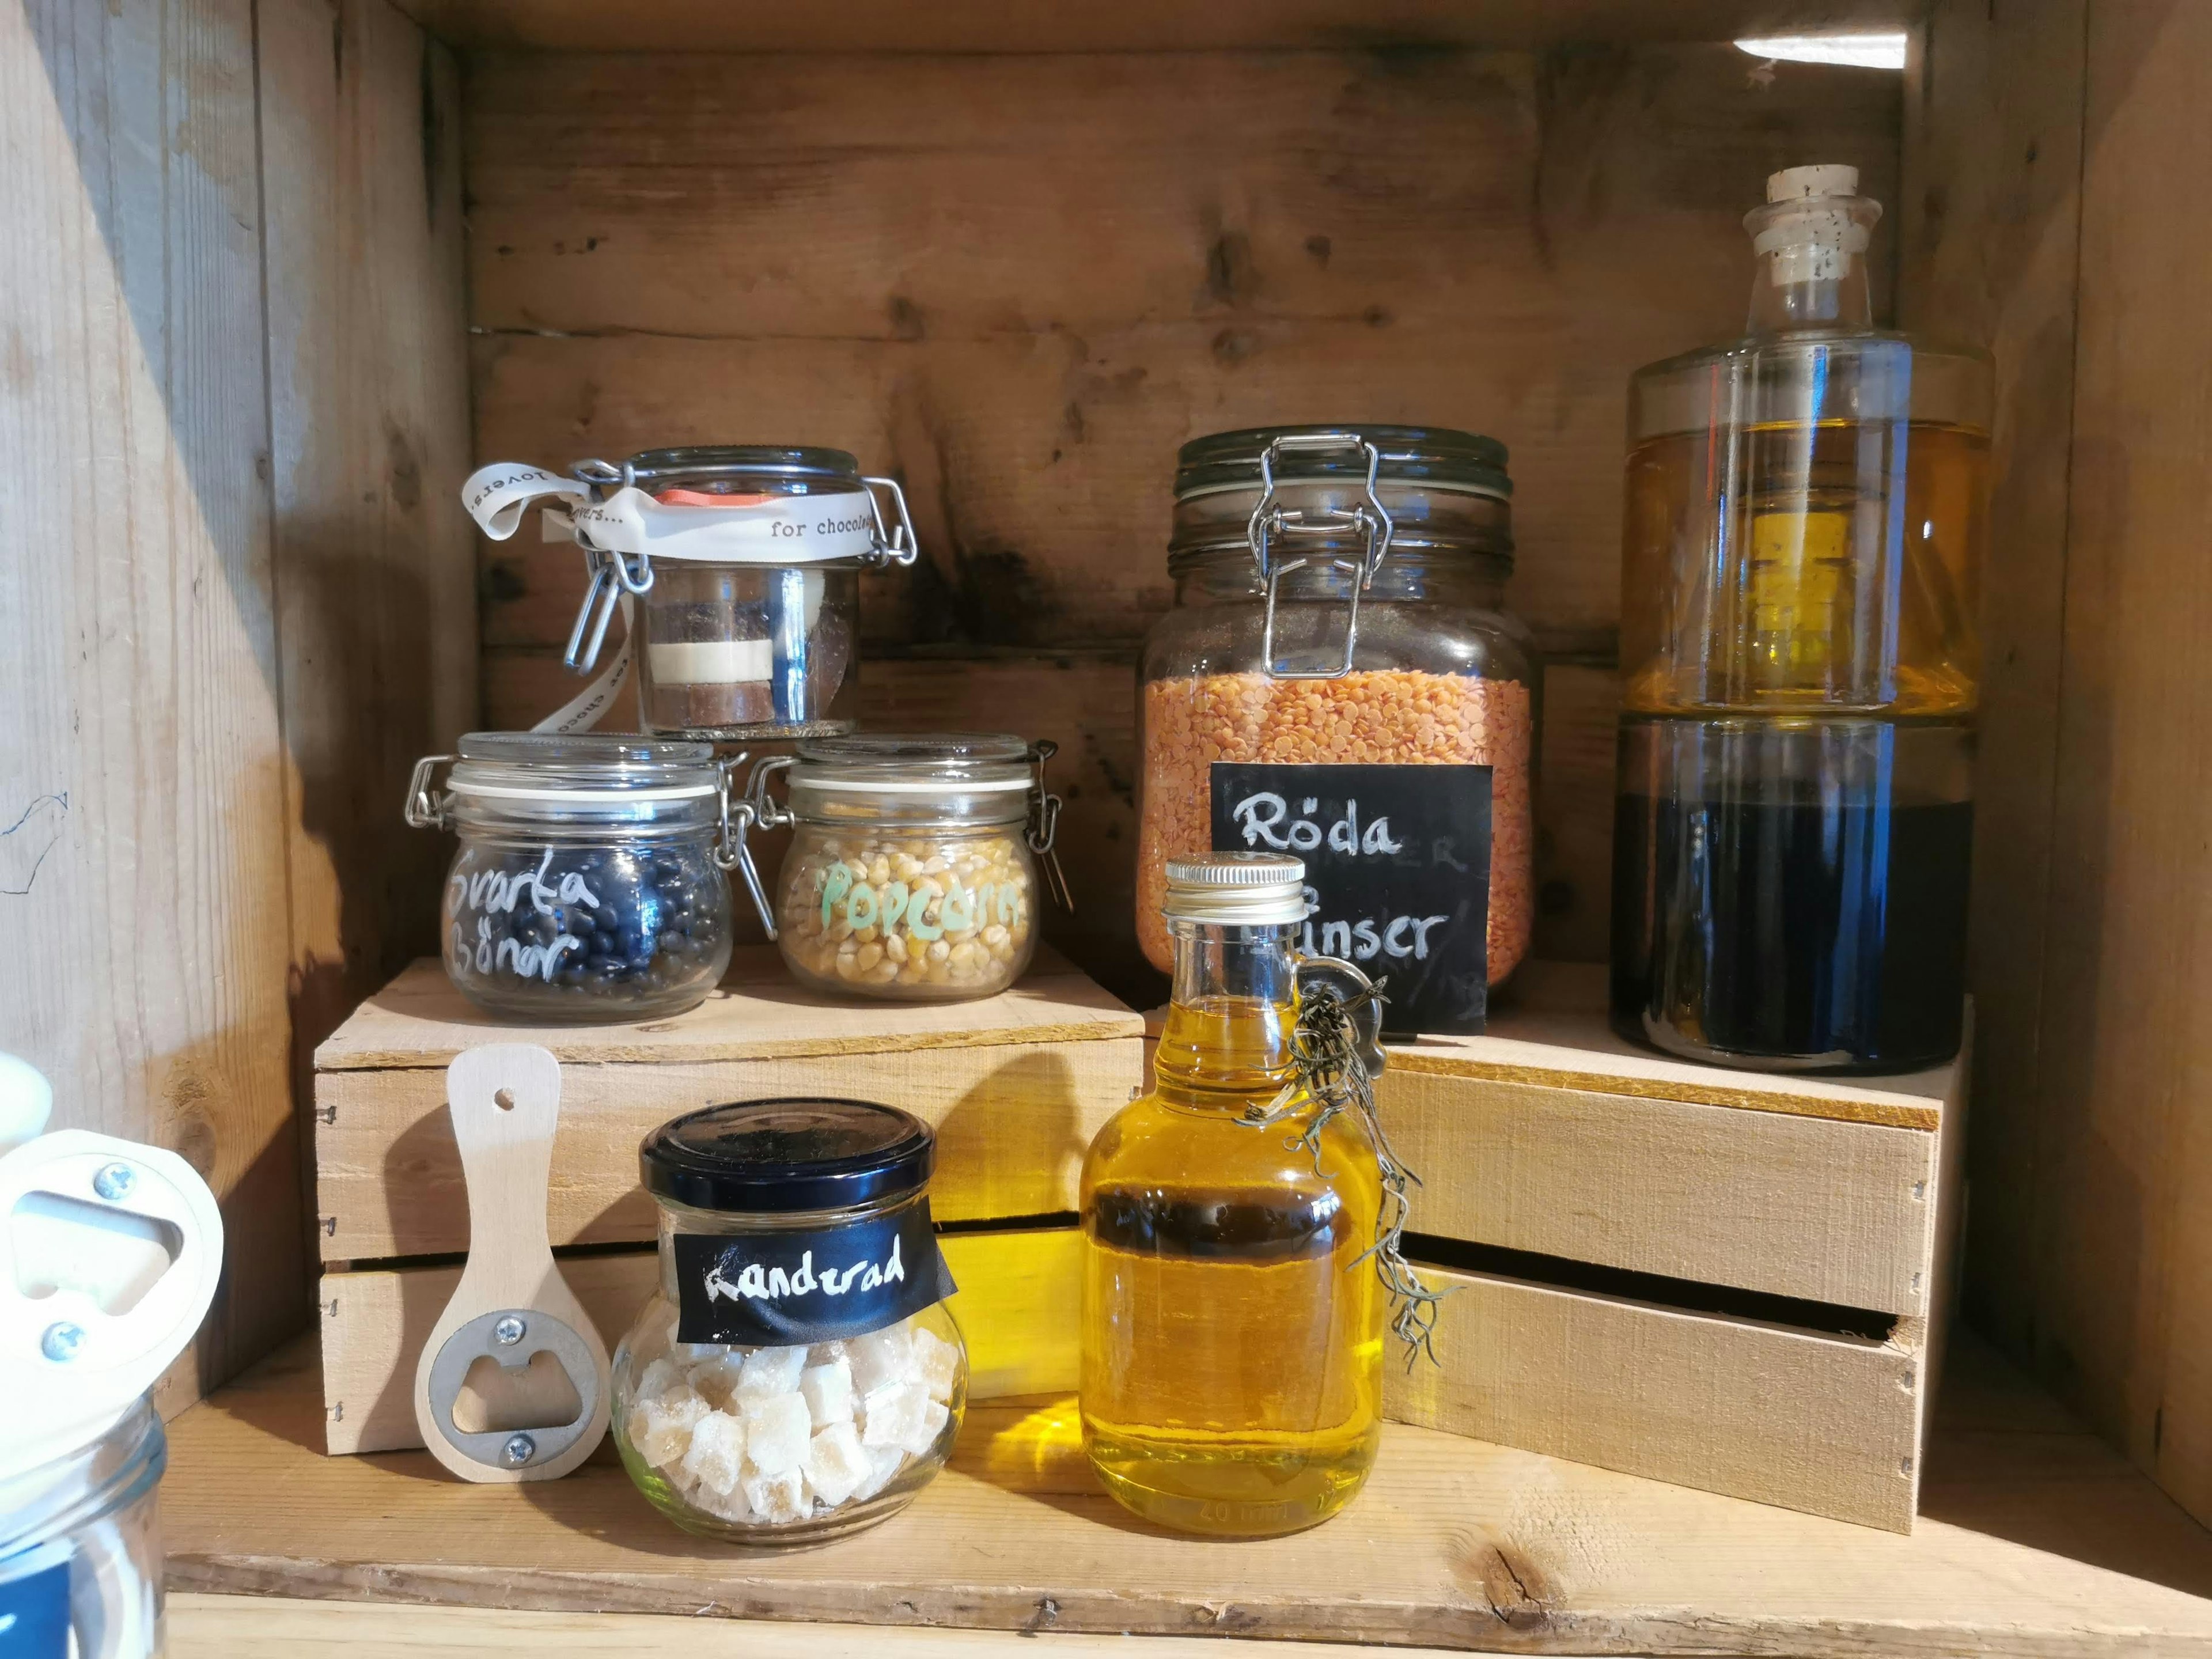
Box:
[1027,740,1073,913]
[404,754,457,830]
[1245,431,1395,682]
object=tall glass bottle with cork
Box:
[1080,853,1399,1537]
[1611,165,1991,1073]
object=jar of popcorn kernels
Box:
[615,1099,967,1544]
[726,733,1069,1002]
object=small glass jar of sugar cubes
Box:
[615,1097,968,1543]
[727,733,1070,1002]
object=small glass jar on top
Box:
[615,1099,968,1543]
[405,732,740,1023]
[1137,426,1540,1013]
[559,445,919,741]
[728,734,1068,1002]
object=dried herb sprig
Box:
[1236,976,1452,1366]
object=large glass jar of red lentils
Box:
[1137,426,1538,1033]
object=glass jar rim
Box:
[597,445,863,488]
[1173,423,1512,502]
[641,1096,935,1214]
[447,731,723,811]
[783,732,1034,824]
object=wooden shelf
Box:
[389,0,1913,54]
[166,1333,2212,1656]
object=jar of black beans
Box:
[407,733,738,1024]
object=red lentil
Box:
[1138,670,1535,983]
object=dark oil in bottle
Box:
[1609,717,1972,1073]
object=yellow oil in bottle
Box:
[1079,995,1384,1537]
[1620,418,1988,715]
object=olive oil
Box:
[1081,997,1384,1536]
[1620,419,1988,717]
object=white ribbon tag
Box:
[463,461,591,541]
[566,487,880,565]
[534,595,636,735]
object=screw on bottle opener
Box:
[1026,740,1073,912]
[1247,431,1394,682]
[422,1308,601,1474]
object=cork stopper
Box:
[1768,164,1859,202]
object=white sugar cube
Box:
[633,1357,679,1402]
[905,1397,950,1458]
[800,1356,855,1426]
[802,1420,871,1506]
[691,1476,756,1525]
[680,1409,748,1497]
[673,1339,725,1365]
[861,1381,938,1455]
[851,1444,907,1503]
[809,1339,848,1365]
[741,1390,813,1476]
[909,1326,959,1404]
[847,1323,915,1393]
[686,1350,749,1407]
[631,1386,711,1468]
[735,1343,809,1402]
[743,1466,808,1526]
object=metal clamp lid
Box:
[1246,431,1395,681]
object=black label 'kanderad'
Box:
[1210,761,1493,1037]
[672,1200,957,1347]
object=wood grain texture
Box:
[321,1228,1080,1454]
[1895,0,2089,1395]
[166,1331,2212,1654]
[464,46,1899,657]
[1380,1069,1940,1314]
[395,0,1919,54]
[1387,1266,1923,1532]
[0,0,301,1408]
[315,953,1142,1260]
[1406,962,1957,1131]
[317,951,1142,1069]
[257,0,479,1219]
[166,1593,1467,1657]
[2027,0,2212,1530]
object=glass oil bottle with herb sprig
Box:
[1078,853,1391,1538]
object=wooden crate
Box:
[1374,967,1964,1532]
[313,949,1137,1452]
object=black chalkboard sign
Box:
[1209,762,1492,1036]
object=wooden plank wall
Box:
[2039,0,2212,1527]
[0,0,474,1409]
[1903,0,2212,1536]
[464,43,1903,1003]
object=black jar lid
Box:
[640,1097,935,1213]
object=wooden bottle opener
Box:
[412,1044,610,1482]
